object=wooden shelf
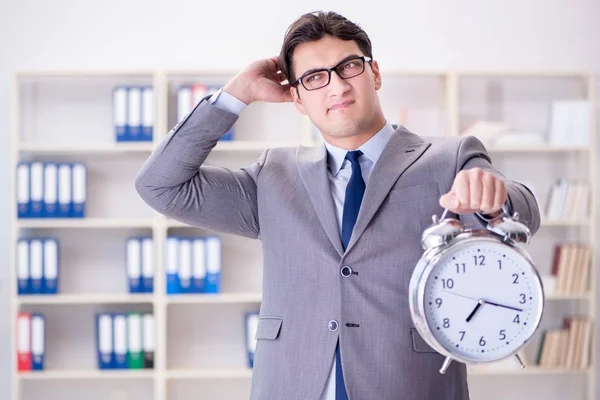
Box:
[167,293,262,304]
[545,292,592,301]
[486,145,589,153]
[468,366,591,376]
[17,369,155,380]
[17,217,586,229]
[17,292,582,306]
[166,219,194,228]
[540,218,590,227]
[166,368,252,380]
[17,294,154,305]
[212,141,302,153]
[17,218,154,229]
[17,70,155,78]
[18,142,154,154]
[458,71,592,78]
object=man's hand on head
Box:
[223,56,293,105]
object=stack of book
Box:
[17,313,45,372]
[536,316,593,369]
[125,237,154,293]
[113,86,154,142]
[245,312,259,368]
[544,179,590,220]
[177,84,234,141]
[17,238,59,295]
[165,236,222,294]
[96,313,154,369]
[548,100,590,147]
[17,162,87,219]
[546,243,591,295]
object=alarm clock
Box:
[409,207,544,374]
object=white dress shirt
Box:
[209,89,395,399]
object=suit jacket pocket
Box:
[410,328,438,353]
[388,182,440,204]
[256,316,283,340]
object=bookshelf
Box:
[17,294,155,305]
[454,72,597,400]
[18,370,156,381]
[10,70,596,400]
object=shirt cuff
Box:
[209,88,247,116]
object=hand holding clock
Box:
[439,167,507,217]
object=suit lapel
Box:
[296,127,431,258]
[344,127,431,254]
[297,143,345,257]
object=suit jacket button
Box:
[341,266,352,277]
[328,320,339,332]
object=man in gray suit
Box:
[136,10,540,400]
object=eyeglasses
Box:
[293,56,373,91]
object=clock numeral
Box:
[499,330,506,340]
[498,260,502,270]
[513,314,520,324]
[435,298,443,308]
[443,318,450,328]
[441,278,454,289]
[519,294,526,304]
[473,255,486,266]
[512,273,519,284]
[455,263,466,274]
[459,331,466,341]
[479,336,486,346]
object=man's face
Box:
[290,35,382,139]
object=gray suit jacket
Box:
[135,98,541,400]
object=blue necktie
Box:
[341,150,365,250]
[337,150,365,400]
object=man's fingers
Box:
[454,173,470,210]
[493,179,507,212]
[479,173,496,213]
[468,170,483,211]
[439,193,477,215]
[439,193,459,210]
[269,56,281,70]
[442,169,508,216]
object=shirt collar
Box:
[324,122,396,176]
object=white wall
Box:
[1,0,599,399]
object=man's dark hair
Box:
[279,11,373,84]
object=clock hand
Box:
[442,290,524,316]
[440,290,486,322]
[483,300,523,312]
[466,299,485,322]
[441,290,479,302]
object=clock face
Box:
[423,239,543,363]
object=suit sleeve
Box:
[455,135,541,235]
[135,98,264,239]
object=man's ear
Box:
[290,86,307,115]
[371,60,382,90]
